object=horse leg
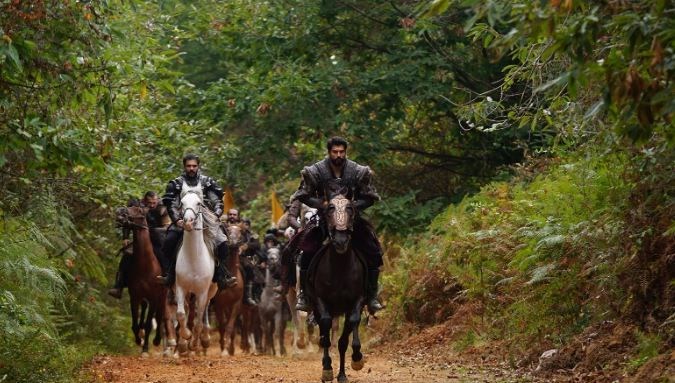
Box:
[263,316,273,355]
[153,302,164,347]
[336,314,357,383]
[287,289,304,352]
[163,297,178,357]
[200,303,211,355]
[276,309,286,356]
[190,293,208,354]
[138,300,148,346]
[240,308,251,354]
[226,301,241,356]
[175,286,191,354]
[252,310,263,355]
[348,297,365,371]
[214,303,226,356]
[142,305,155,356]
[316,298,333,382]
[130,297,142,346]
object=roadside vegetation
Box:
[1,1,671,381]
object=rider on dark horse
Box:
[222,209,260,306]
[157,153,237,290]
[108,192,169,299]
[292,136,384,315]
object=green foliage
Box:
[626,331,662,372]
[386,147,633,345]
[0,193,132,382]
[429,0,674,145]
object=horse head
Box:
[267,247,280,266]
[224,223,245,248]
[325,193,355,255]
[116,205,148,229]
[180,192,203,232]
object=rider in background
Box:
[223,210,260,306]
[108,197,139,299]
[158,154,237,290]
[108,192,169,299]
[292,136,384,314]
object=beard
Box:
[184,170,200,185]
[330,157,345,167]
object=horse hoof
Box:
[177,340,188,354]
[351,359,365,371]
[167,339,177,347]
[141,352,150,358]
[337,376,349,383]
[321,369,334,382]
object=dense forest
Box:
[1,0,672,382]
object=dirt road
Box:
[84,342,537,383]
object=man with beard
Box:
[158,154,237,290]
[291,136,384,314]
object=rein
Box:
[182,204,205,231]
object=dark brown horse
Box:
[118,205,167,356]
[307,194,367,383]
[211,223,245,356]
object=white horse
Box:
[172,182,219,355]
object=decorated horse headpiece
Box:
[327,194,354,232]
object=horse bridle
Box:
[326,195,354,241]
[180,199,205,231]
[122,208,148,229]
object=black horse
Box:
[307,193,367,383]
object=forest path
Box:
[84,340,534,383]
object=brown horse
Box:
[307,194,367,383]
[118,205,167,356]
[211,223,245,356]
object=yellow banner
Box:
[270,191,284,226]
[222,187,235,212]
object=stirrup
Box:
[218,275,238,290]
[367,298,384,315]
[107,288,122,299]
[295,291,310,312]
[156,274,169,286]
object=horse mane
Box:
[200,208,225,258]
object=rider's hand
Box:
[123,239,130,247]
[176,219,185,228]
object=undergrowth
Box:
[0,192,133,383]
[383,138,674,368]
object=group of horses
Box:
[115,187,369,383]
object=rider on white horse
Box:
[158,153,237,290]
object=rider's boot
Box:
[107,271,124,299]
[366,268,384,314]
[295,269,310,312]
[157,258,176,287]
[157,230,179,286]
[213,242,238,289]
[244,281,257,306]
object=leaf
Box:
[527,263,556,285]
[421,0,452,18]
[3,44,22,72]
[584,100,605,120]
[534,72,570,93]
